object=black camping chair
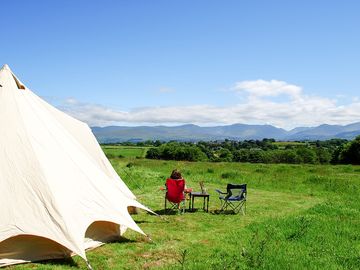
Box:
[215,183,247,214]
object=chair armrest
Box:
[215,189,227,194]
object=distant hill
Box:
[91,122,360,143]
[284,122,360,140]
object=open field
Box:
[101,145,149,158]
[272,141,307,148]
[9,155,360,270]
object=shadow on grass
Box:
[28,238,138,268]
[187,208,209,213]
[211,209,239,215]
[132,219,151,224]
[111,237,137,244]
[36,257,78,268]
[154,209,189,215]
[31,238,136,268]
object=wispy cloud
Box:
[59,80,360,129]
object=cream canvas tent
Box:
[0,64,151,267]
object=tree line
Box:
[107,136,360,165]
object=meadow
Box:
[9,147,360,269]
[101,145,149,158]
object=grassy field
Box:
[272,141,307,149]
[9,147,360,270]
[101,145,149,158]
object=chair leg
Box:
[177,200,185,214]
[233,201,245,214]
[219,199,246,215]
[224,201,230,212]
[219,199,227,212]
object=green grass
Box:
[101,145,149,158]
[272,141,306,149]
[8,158,360,270]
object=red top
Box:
[165,178,185,203]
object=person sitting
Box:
[169,169,183,182]
[168,169,192,193]
[164,169,192,213]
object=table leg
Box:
[188,194,192,210]
[207,196,209,212]
[192,195,194,212]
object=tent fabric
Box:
[0,64,150,267]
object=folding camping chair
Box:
[164,178,186,214]
[215,183,247,214]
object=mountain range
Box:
[91,122,360,143]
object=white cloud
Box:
[59,80,360,130]
[65,97,79,105]
[233,79,302,99]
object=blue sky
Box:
[1,0,360,129]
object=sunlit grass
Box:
[101,145,149,158]
[8,156,360,269]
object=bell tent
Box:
[0,64,150,267]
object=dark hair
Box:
[170,169,182,179]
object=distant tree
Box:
[272,150,301,164]
[315,147,332,164]
[248,149,267,163]
[296,147,317,164]
[285,144,294,150]
[233,149,250,162]
[338,136,360,164]
[145,147,161,159]
[217,148,233,162]
[143,138,349,165]
[185,146,208,161]
[331,145,344,164]
[154,140,162,147]
[146,142,207,161]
